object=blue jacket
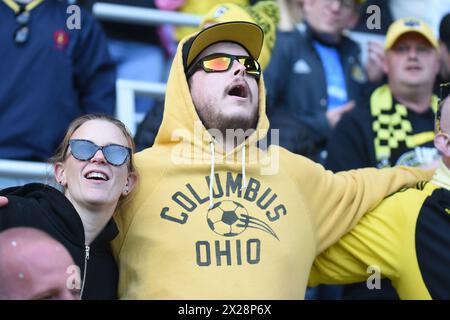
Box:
[0,0,115,161]
[264,24,368,158]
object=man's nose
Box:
[232,60,246,77]
[407,47,419,59]
[329,0,343,11]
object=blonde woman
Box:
[0,114,137,299]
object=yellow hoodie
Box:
[112,35,431,300]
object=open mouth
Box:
[228,84,249,98]
[84,171,109,181]
[405,65,422,72]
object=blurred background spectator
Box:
[264,0,369,162]
[0,0,115,188]
[352,0,450,84]
[276,0,304,31]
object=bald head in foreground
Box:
[0,227,80,300]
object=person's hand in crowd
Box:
[155,0,185,10]
[418,159,440,171]
[326,100,355,128]
[0,196,8,207]
[366,41,385,83]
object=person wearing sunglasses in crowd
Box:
[133,0,279,152]
[309,84,450,299]
[111,21,432,299]
[0,114,138,300]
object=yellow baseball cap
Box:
[385,17,439,51]
[184,21,264,69]
[200,1,279,70]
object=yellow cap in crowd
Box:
[385,17,439,51]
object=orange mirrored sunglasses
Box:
[187,53,261,80]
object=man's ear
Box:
[435,133,450,157]
[54,162,67,187]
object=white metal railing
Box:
[116,79,166,136]
[94,3,202,135]
[93,3,202,26]
[0,159,54,180]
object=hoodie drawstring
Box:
[241,143,247,190]
[208,141,247,209]
[209,141,215,209]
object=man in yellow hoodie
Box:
[113,21,431,299]
[309,84,450,299]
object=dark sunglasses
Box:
[68,139,131,166]
[436,82,450,133]
[186,53,261,80]
[14,10,30,44]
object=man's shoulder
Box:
[341,35,361,50]
[271,144,309,159]
[272,144,323,174]
[336,105,372,132]
[134,146,170,167]
[276,27,313,51]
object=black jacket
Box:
[264,24,370,159]
[325,97,436,172]
[0,183,119,300]
[134,96,165,151]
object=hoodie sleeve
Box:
[308,191,407,286]
[289,157,432,254]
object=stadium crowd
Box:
[0,0,450,300]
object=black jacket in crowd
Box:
[0,183,119,300]
[264,24,371,160]
[325,96,436,172]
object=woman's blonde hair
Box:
[50,114,136,173]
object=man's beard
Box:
[198,103,259,137]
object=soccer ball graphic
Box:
[207,200,249,237]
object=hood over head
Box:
[154,21,270,157]
[154,22,272,208]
